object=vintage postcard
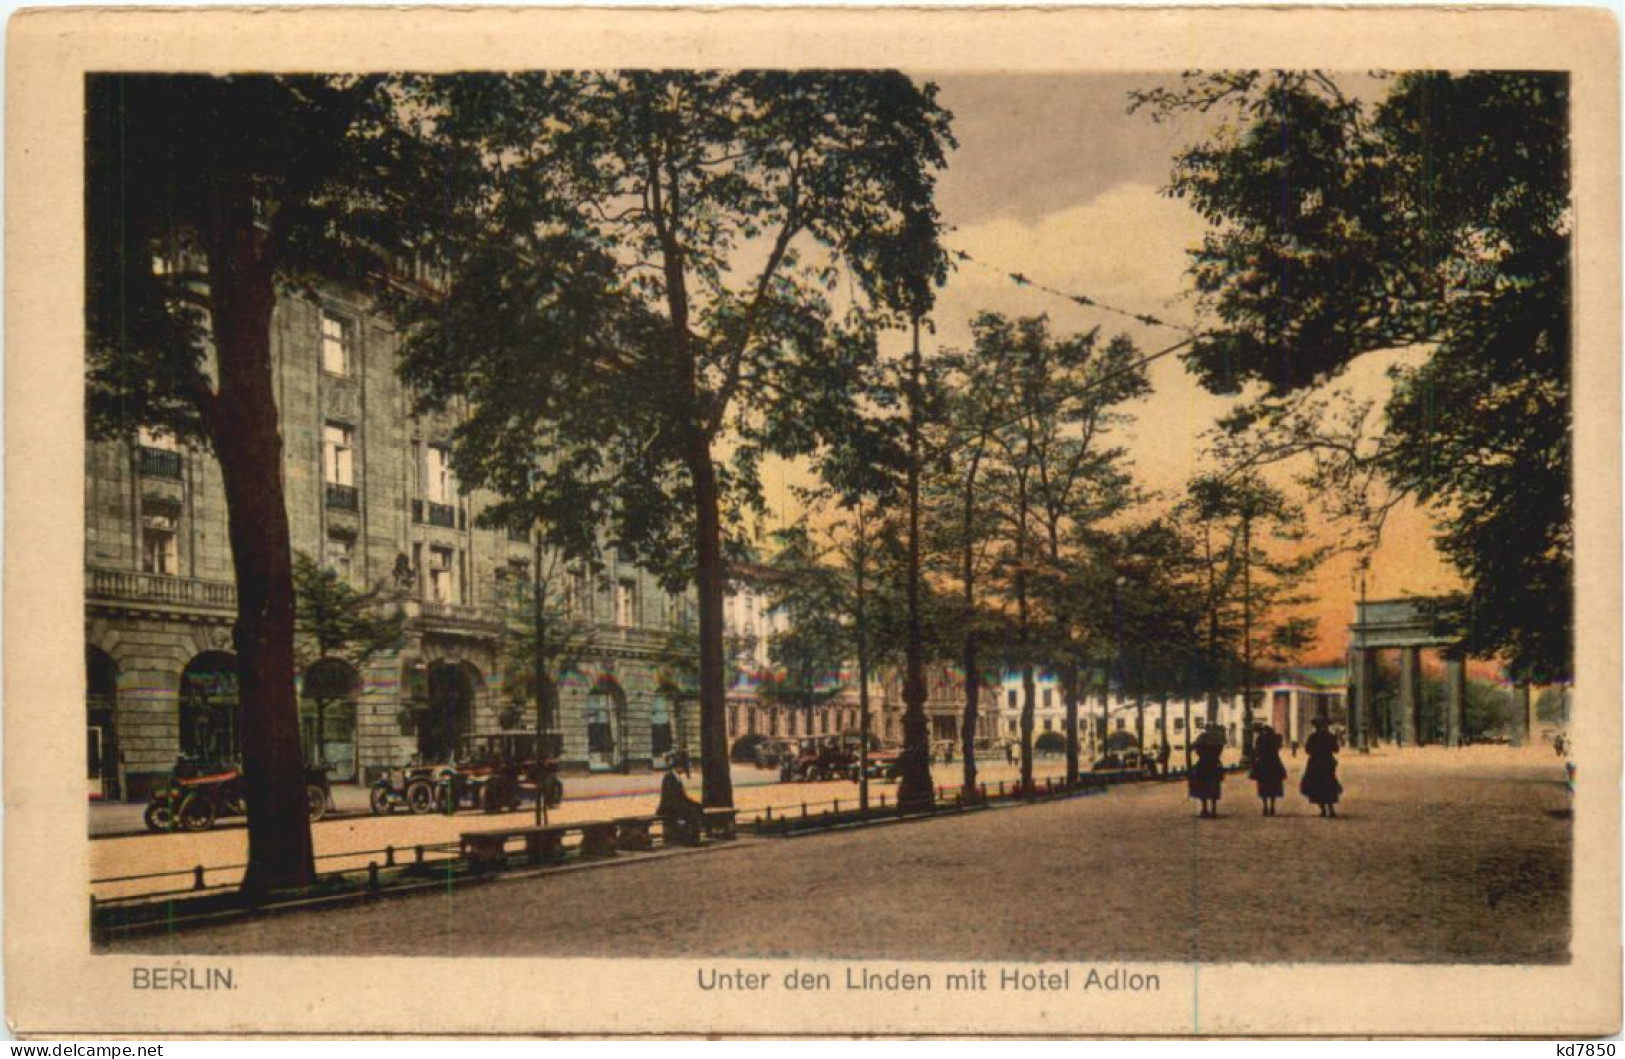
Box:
[5,5,1619,1038]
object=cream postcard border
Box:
[6,5,1619,1037]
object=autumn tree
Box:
[388,72,954,809]
[86,74,431,893]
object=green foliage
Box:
[292,552,406,689]
[760,528,851,714]
[86,74,435,443]
[496,555,599,718]
[386,72,956,587]
[1136,71,1572,681]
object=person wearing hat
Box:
[1300,715,1344,817]
[1249,723,1288,816]
[1188,724,1226,818]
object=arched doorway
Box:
[301,657,360,782]
[180,652,240,764]
[419,660,476,763]
[585,676,626,772]
[87,647,119,800]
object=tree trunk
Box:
[688,439,735,809]
[961,632,979,794]
[1062,664,1080,786]
[208,205,315,897]
[897,320,934,810]
[1020,664,1036,793]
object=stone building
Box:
[85,286,696,801]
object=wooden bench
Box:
[578,821,619,858]
[701,807,739,841]
[460,825,570,872]
[614,815,661,852]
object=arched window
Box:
[87,648,119,799]
[180,652,239,765]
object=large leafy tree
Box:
[389,72,954,808]
[86,75,429,892]
[1135,71,1572,682]
[760,527,849,718]
[974,315,1148,791]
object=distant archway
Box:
[180,652,239,764]
[301,657,360,781]
[87,647,119,799]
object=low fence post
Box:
[385,845,396,868]
[367,862,380,896]
[193,865,206,891]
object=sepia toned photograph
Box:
[6,6,1619,1038]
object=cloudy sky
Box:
[766,72,1465,667]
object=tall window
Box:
[1043,688,1053,709]
[428,546,454,603]
[323,424,354,486]
[615,580,637,628]
[320,312,352,376]
[424,444,455,503]
[142,520,178,575]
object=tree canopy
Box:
[1136,71,1572,682]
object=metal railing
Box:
[86,567,236,611]
[325,482,359,511]
[412,499,459,529]
[137,446,183,480]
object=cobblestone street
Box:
[104,747,1571,964]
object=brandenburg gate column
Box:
[1444,655,1466,748]
[1510,683,1532,747]
[1349,648,1370,749]
[1398,647,1422,746]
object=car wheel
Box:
[143,800,174,832]
[405,779,436,814]
[306,784,329,823]
[369,785,395,815]
[177,792,216,832]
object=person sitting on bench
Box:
[656,765,704,845]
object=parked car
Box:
[145,757,331,832]
[780,736,860,783]
[370,734,562,816]
[753,739,796,770]
[1090,748,1150,775]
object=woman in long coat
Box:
[1300,716,1343,818]
[1249,724,1288,816]
[1188,726,1226,818]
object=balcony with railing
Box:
[325,482,359,511]
[405,597,505,638]
[412,498,461,529]
[137,447,183,480]
[87,567,236,613]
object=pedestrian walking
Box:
[1249,724,1287,815]
[1188,725,1226,818]
[1156,740,1172,778]
[1300,716,1343,818]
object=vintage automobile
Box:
[864,743,905,781]
[370,734,563,816]
[779,736,861,783]
[144,757,332,832]
[1090,748,1151,775]
[752,738,796,771]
